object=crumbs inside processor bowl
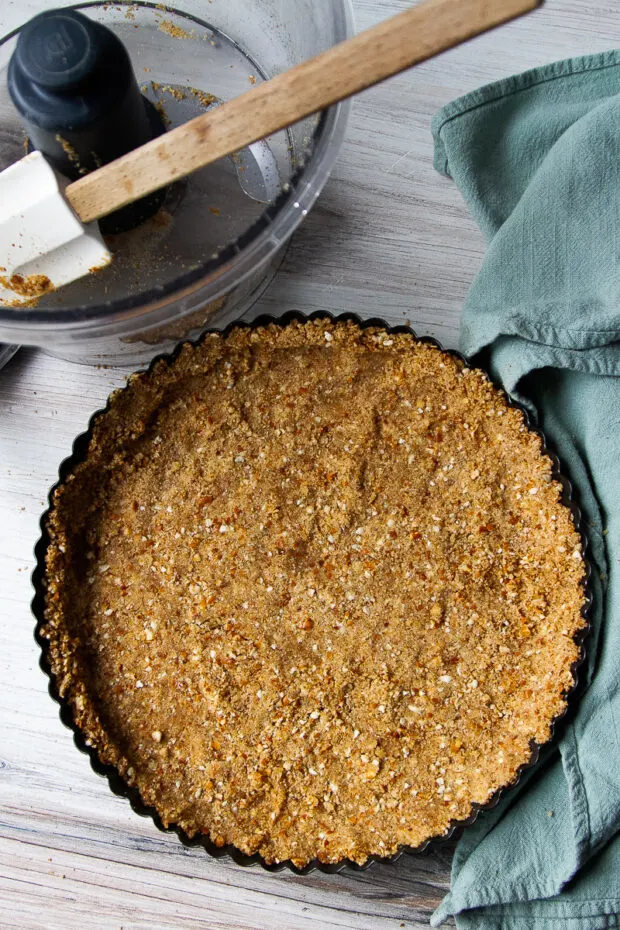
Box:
[0,0,353,365]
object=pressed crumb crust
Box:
[43,319,586,866]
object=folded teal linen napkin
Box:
[429,51,620,929]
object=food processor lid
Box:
[10,10,105,92]
[7,10,138,129]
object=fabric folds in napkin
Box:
[430,51,620,930]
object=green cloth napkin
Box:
[429,51,620,930]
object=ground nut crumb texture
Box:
[43,319,587,866]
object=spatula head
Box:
[0,150,111,306]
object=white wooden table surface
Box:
[1,1,618,928]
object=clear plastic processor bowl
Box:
[0,0,353,365]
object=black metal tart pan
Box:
[31,311,592,875]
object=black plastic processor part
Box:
[8,9,167,233]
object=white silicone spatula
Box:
[0,0,540,306]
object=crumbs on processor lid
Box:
[43,318,586,866]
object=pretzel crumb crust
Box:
[43,319,586,866]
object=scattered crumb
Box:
[189,87,218,109]
[158,18,192,39]
[0,273,54,299]
[150,208,173,229]
[161,85,186,101]
[89,260,111,275]
[55,134,87,175]
[153,101,170,128]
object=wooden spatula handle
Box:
[67,0,540,224]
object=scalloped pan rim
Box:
[31,310,593,876]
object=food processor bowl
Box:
[0,0,353,365]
